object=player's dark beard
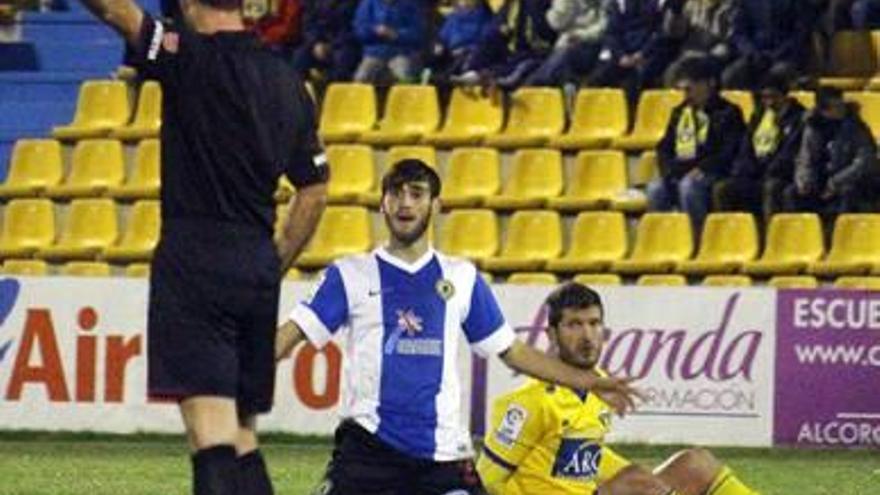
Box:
[387,208,433,247]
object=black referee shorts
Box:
[147,219,281,415]
[313,420,486,495]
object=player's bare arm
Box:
[275,320,307,361]
[77,0,144,46]
[276,182,327,274]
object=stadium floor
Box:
[0,433,876,494]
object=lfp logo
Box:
[0,278,21,364]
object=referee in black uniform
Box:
[77,0,328,494]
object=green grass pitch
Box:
[0,433,877,494]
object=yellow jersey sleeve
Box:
[480,383,547,473]
[597,445,631,483]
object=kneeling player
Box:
[477,283,760,495]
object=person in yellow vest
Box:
[477,282,760,495]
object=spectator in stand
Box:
[851,0,880,28]
[784,87,880,222]
[293,0,360,82]
[353,0,428,84]
[714,74,806,224]
[723,0,811,89]
[648,57,746,235]
[663,0,737,87]
[427,0,493,85]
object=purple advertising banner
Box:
[775,289,880,448]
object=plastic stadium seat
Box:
[867,31,880,90]
[52,80,131,140]
[482,210,562,272]
[387,145,437,168]
[60,261,111,277]
[820,31,876,90]
[631,150,659,187]
[507,272,558,285]
[702,275,753,287]
[47,139,125,198]
[547,211,627,273]
[0,199,56,258]
[613,213,693,274]
[274,175,295,203]
[319,83,377,143]
[110,139,160,200]
[483,148,563,210]
[37,199,118,261]
[2,259,49,276]
[284,268,302,280]
[103,200,159,262]
[810,214,880,276]
[789,91,815,109]
[360,85,440,145]
[573,273,622,286]
[422,87,503,147]
[441,148,500,208]
[743,213,825,276]
[721,90,754,121]
[296,206,372,269]
[110,81,161,140]
[768,276,819,289]
[548,150,645,212]
[125,263,151,278]
[548,88,628,150]
[0,139,63,198]
[844,92,880,139]
[439,209,499,262]
[637,274,687,286]
[678,213,759,275]
[325,144,375,204]
[612,90,684,151]
[834,276,880,290]
[483,88,565,148]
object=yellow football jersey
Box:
[477,377,631,495]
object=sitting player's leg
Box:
[653,448,759,495]
[597,464,675,495]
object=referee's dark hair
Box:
[382,159,442,199]
[545,283,604,328]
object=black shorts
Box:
[313,420,485,495]
[147,219,281,415]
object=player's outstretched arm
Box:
[77,0,144,46]
[499,340,641,415]
[275,320,307,361]
[276,182,327,274]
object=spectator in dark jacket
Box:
[353,0,428,84]
[784,87,880,220]
[293,0,361,82]
[428,0,493,84]
[852,0,880,28]
[723,0,811,89]
[714,74,806,224]
[648,57,747,234]
[663,0,737,86]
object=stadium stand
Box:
[440,147,501,208]
[481,210,562,272]
[612,90,683,151]
[359,84,440,145]
[0,198,56,258]
[422,87,503,147]
[102,200,159,263]
[295,206,372,269]
[767,276,820,289]
[483,148,563,210]
[613,213,693,275]
[0,138,63,198]
[572,273,623,286]
[318,83,377,143]
[507,272,559,285]
[60,260,111,277]
[702,275,754,287]
[438,208,499,263]
[110,81,161,141]
[109,139,160,200]
[548,88,628,150]
[51,80,131,140]
[677,213,759,275]
[47,138,125,198]
[546,211,628,274]
[483,87,565,149]
[37,198,118,261]
[744,213,826,276]
[636,274,688,286]
[324,144,375,205]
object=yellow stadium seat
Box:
[573,273,622,286]
[52,80,131,140]
[296,206,372,269]
[612,90,684,151]
[319,83,377,143]
[637,274,687,286]
[820,31,876,90]
[37,199,118,261]
[482,210,562,272]
[743,213,825,276]
[702,275,753,287]
[548,150,645,212]
[613,213,693,274]
[0,139,63,198]
[789,91,815,109]
[768,276,819,289]
[274,175,296,203]
[284,267,302,280]
[125,263,151,278]
[547,211,627,273]
[422,87,504,147]
[631,150,659,187]
[678,213,759,275]
[103,200,159,262]
[483,148,563,210]
[110,81,162,140]
[844,92,880,139]
[360,85,440,145]
[834,276,880,290]
[387,145,437,168]
[2,259,49,276]
[867,31,880,89]
[810,214,880,276]
[721,90,754,121]
[548,88,628,150]
[60,261,111,277]
[110,139,160,200]
[47,139,125,198]
[439,209,499,262]
[325,145,375,204]
[0,199,56,258]
[441,148,501,208]
[483,87,565,148]
[507,272,558,285]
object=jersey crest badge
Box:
[436,279,455,301]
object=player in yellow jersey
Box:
[477,282,760,495]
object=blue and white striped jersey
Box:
[289,247,516,461]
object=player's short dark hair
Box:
[381,159,442,199]
[816,86,844,110]
[545,283,603,328]
[197,0,242,10]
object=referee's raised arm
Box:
[77,0,144,46]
